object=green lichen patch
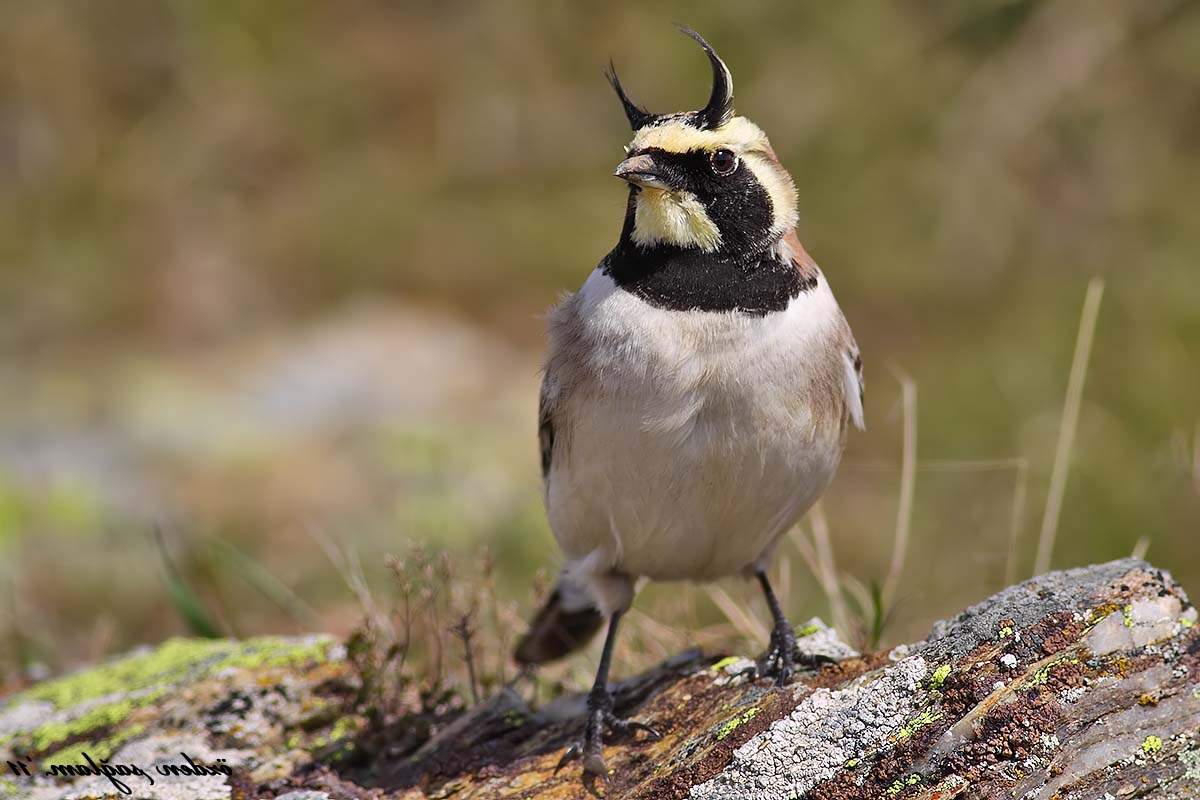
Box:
[19,636,331,712]
[1141,734,1163,754]
[886,773,923,796]
[929,664,952,690]
[896,707,943,741]
[3,636,333,759]
[715,706,759,741]
[710,656,743,672]
[1024,653,1080,690]
[41,723,145,768]
[29,697,139,754]
[795,623,822,638]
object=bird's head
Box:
[608,28,798,259]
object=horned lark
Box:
[515,28,864,777]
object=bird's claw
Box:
[554,692,661,779]
[737,623,835,686]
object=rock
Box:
[1,559,1197,799]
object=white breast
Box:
[545,268,854,586]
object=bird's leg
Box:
[746,569,833,686]
[555,610,660,778]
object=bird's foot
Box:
[740,622,834,686]
[554,687,661,779]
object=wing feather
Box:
[843,347,865,431]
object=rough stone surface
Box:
[1,559,1197,799]
[690,657,928,800]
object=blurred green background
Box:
[1,1,1198,689]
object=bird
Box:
[513,27,865,778]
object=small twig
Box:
[882,373,917,612]
[1035,278,1104,575]
[450,614,480,705]
[480,548,508,686]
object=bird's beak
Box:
[614,153,674,190]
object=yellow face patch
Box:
[626,116,798,248]
[631,188,722,252]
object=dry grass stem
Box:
[788,524,822,586]
[1004,459,1030,586]
[1131,535,1151,561]
[808,503,851,637]
[308,525,389,635]
[1193,423,1199,497]
[846,458,1025,473]
[703,584,768,646]
[1034,278,1105,575]
[776,552,792,614]
[882,374,917,612]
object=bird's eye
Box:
[709,148,737,176]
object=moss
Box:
[711,656,742,672]
[22,637,328,711]
[929,664,952,690]
[1142,734,1163,754]
[41,724,145,767]
[9,636,331,757]
[328,715,361,742]
[795,623,821,638]
[715,707,759,741]
[30,697,141,753]
[886,774,922,796]
[1025,654,1079,690]
[896,707,942,741]
[302,712,364,754]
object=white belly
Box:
[546,269,849,583]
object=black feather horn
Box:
[676,26,734,130]
[604,61,655,131]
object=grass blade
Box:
[208,537,324,629]
[1034,278,1104,575]
[155,528,222,639]
[882,373,917,611]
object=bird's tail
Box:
[513,575,604,666]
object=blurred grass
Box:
[1,1,1198,689]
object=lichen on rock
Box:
[0,559,1196,799]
